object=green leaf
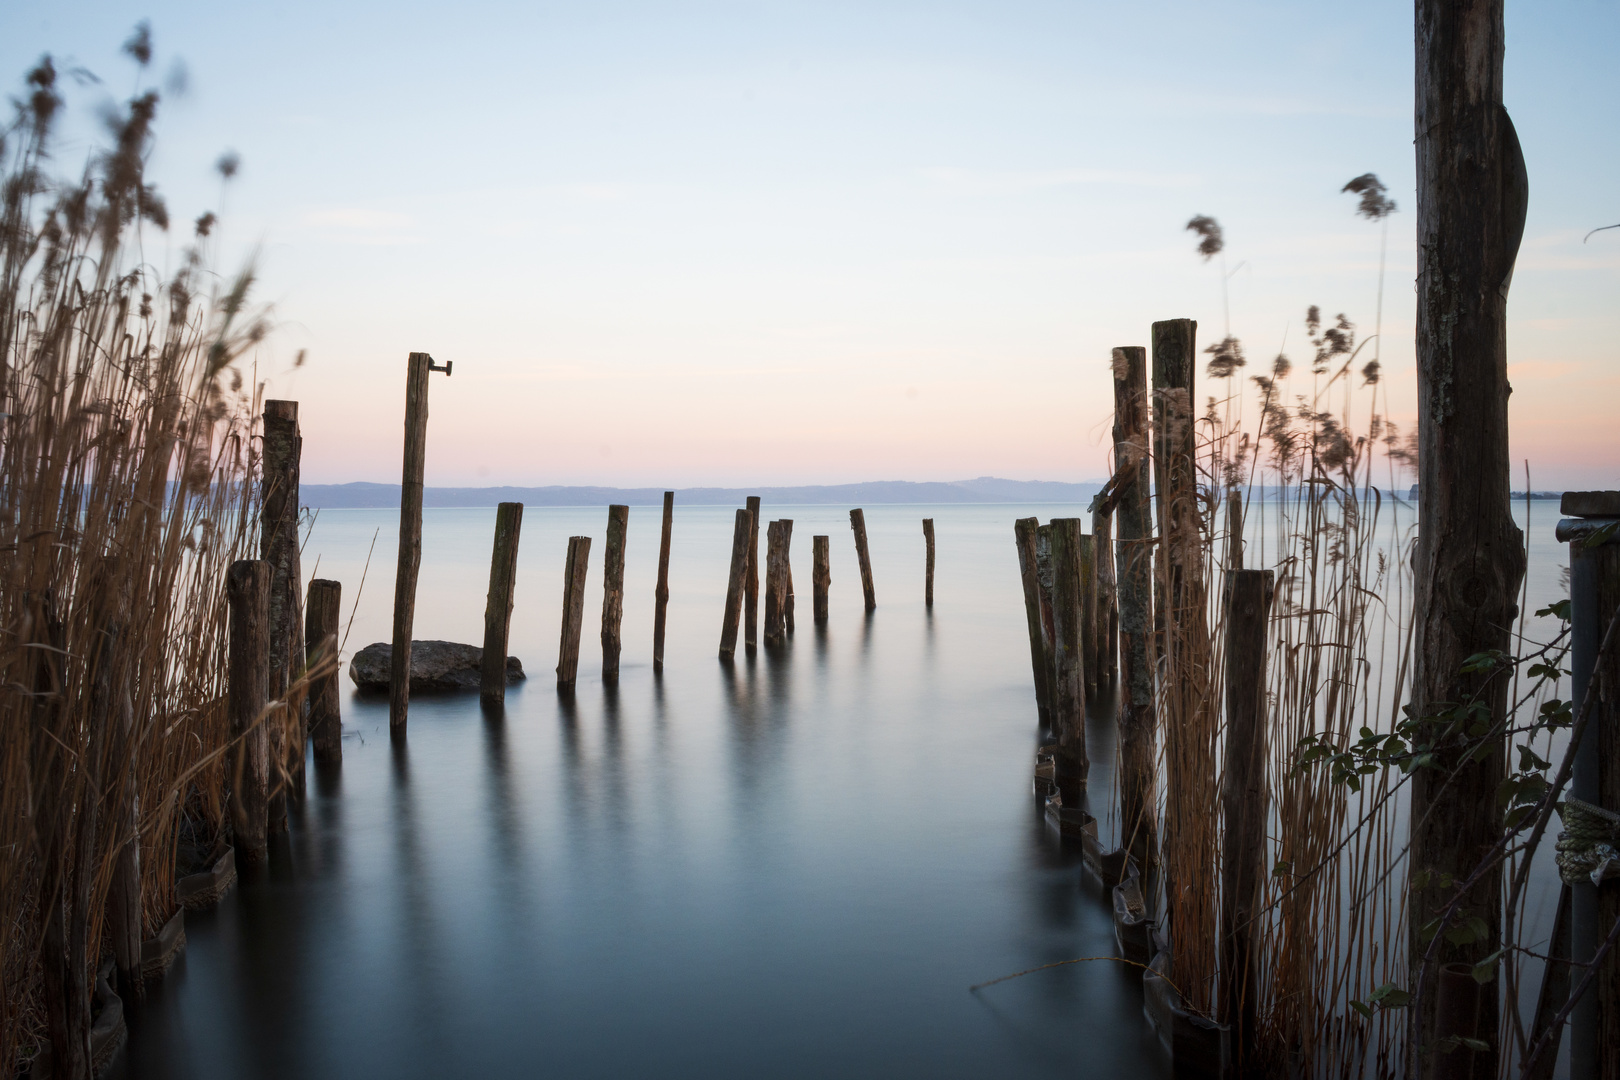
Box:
[1471,949,1503,984]
[1272,860,1292,877]
[1366,982,1410,1009]
[1536,599,1571,622]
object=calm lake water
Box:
[111,502,1173,1080]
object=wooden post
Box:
[745,495,762,654]
[1220,569,1273,1065]
[1014,518,1053,722]
[305,579,343,761]
[1078,532,1098,700]
[390,351,448,733]
[764,521,787,646]
[556,536,591,690]
[653,491,673,672]
[601,504,629,681]
[1093,503,1117,684]
[1410,4,1526,1074]
[1035,523,1058,723]
[1047,518,1089,801]
[922,518,936,608]
[719,508,751,659]
[262,399,303,823]
[812,535,830,625]
[480,503,523,704]
[782,519,796,634]
[1226,489,1245,571]
[1112,345,1157,875]
[228,560,270,862]
[850,508,876,611]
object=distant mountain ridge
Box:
[300,476,1106,509]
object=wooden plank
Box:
[1047,518,1089,799]
[923,518,936,608]
[654,491,674,672]
[480,503,523,703]
[764,521,787,646]
[1093,502,1118,684]
[745,495,762,654]
[812,535,831,625]
[719,509,751,659]
[306,578,344,760]
[782,518,796,634]
[1078,532,1097,700]
[556,536,592,689]
[227,560,270,862]
[850,508,876,611]
[601,504,629,681]
[390,353,432,732]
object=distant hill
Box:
[300,476,1106,509]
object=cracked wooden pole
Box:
[1220,568,1273,1068]
[480,503,523,704]
[922,518,936,608]
[1409,4,1527,1075]
[228,560,270,863]
[390,351,450,733]
[719,508,751,659]
[601,504,629,682]
[1112,345,1157,876]
[1078,532,1098,700]
[1014,518,1052,723]
[262,399,303,825]
[781,519,795,634]
[1093,502,1117,684]
[850,508,876,611]
[1047,518,1089,801]
[556,536,591,690]
[744,495,762,655]
[812,535,830,625]
[763,521,787,646]
[653,491,673,672]
[306,578,343,762]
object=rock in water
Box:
[348,640,525,692]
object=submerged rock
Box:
[348,640,525,693]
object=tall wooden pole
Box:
[556,536,591,690]
[1047,518,1089,802]
[744,495,761,655]
[1220,569,1273,1066]
[1410,3,1526,1074]
[1078,533,1098,700]
[1014,518,1053,723]
[764,521,787,646]
[719,508,751,660]
[812,535,830,625]
[228,560,270,863]
[1093,502,1117,684]
[1035,523,1058,728]
[850,508,876,612]
[390,352,449,733]
[1111,346,1156,875]
[922,518,936,608]
[306,579,343,762]
[782,519,796,634]
[601,504,629,682]
[262,399,302,823]
[653,491,673,672]
[480,502,523,704]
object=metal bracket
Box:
[428,359,453,376]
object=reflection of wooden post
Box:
[781,519,795,634]
[653,491,673,672]
[556,536,591,689]
[850,508,876,611]
[262,399,302,822]
[1014,518,1052,721]
[719,509,751,659]
[480,503,523,704]
[601,504,629,681]
[1220,569,1273,1065]
[922,518,936,608]
[1112,345,1157,875]
[812,535,830,625]
[764,521,787,646]
[306,579,343,760]
[744,495,761,654]
[1047,518,1089,800]
[228,560,270,862]
[391,352,448,733]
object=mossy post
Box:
[305,578,343,762]
[228,560,270,863]
[390,351,450,733]
[262,398,302,823]
[1047,518,1089,801]
[480,503,523,705]
[744,495,762,655]
[1112,345,1157,875]
[720,508,751,660]
[812,535,831,625]
[653,491,674,672]
[557,536,591,691]
[1013,518,1051,722]
[850,508,876,611]
[601,504,629,682]
[922,518,936,608]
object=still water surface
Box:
[113,503,1170,1079]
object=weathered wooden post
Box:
[1047,518,1089,801]
[1408,5,1527,1074]
[764,521,787,646]
[812,535,831,625]
[1220,568,1273,1065]
[262,399,303,822]
[601,504,629,681]
[305,579,343,762]
[745,495,762,654]
[1093,502,1118,684]
[782,519,796,633]
[1035,523,1058,720]
[480,503,523,704]
[654,491,674,672]
[1225,489,1245,571]
[228,560,270,862]
[1014,518,1053,722]
[1110,345,1157,875]
[556,536,591,690]
[922,518,936,608]
[1078,533,1098,700]
[719,508,751,660]
[850,508,876,611]
[390,352,450,734]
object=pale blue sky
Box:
[7,1,1617,486]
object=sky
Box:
[5,1,1617,488]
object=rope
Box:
[1556,796,1620,887]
